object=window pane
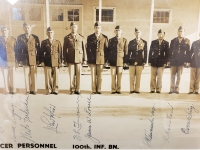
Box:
[74,15,79,21]
[68,9,73,15]
[74,9,79,15]
[68,15,73,21]
[12,7,25,20]
[52,8,63,21]
[153,10,170,23]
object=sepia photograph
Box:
[0,0,200,149]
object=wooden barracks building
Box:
[0,0,200,48]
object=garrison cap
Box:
[158,29,165,34]
[178,26,185,31]
[135,28,141,32]
[115,25,122,30]
[94,22,101,26]
[47,27,53,32]
[70,22,77,27]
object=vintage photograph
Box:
[0,0,200,149]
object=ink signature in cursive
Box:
[41,104,61,134]
[181,104,199,134]
[84,95,100,144]
[20,124,35,143]
[142,103,155,147]
[163,103,173,143]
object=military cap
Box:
[94,22,101,26]
[178,26,185,31]
[0,25,8,31]
[47,27,53,32]
[158,29,165,34]
[135,28,141,32]
[115,25,122,30]
[70,22,77,27]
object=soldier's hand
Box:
[167,62,170,66]
[163,64,166,67]
[148,63,151,66]
[123,63,127,67]
[104,63,108,67]
[83,61,87,65]
[134,62,138,65]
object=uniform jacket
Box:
[40,39,62,67]
[15,34,40,66]
[108,37,128,66]
[169,37,190,66]
[148,39,169,67]
[63,33,87,64]
[0,36,16,67]
[189,40,200,68]
[127,38,147,66]
[86,33,108,64]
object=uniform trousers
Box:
[1,67,16,93]
[89,64,103,92]
[23,65,37,93]
[170,66,183,92]
[150,66,164,92]
[110,66,123,92]
[129,66,143,92]
[44,66,59,93]
[189,67,200,92]
[68,63,81,92]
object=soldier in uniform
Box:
[168,26,190,94]
[0,25,16,94]
[128,28,147,94]
[63,22,87,95]
[188,34,200,94]
[86,22,108,94]
[108,25,128,94]
[40,27,62,95]
[148,29,169,93]
[15,22,40,95]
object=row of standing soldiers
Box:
[0,22,199,95]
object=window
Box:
[95,7,116,23]
[29,7,41,21]
[52,8,64,21]
[68,9,79,21]
[153,9,171,24]
[12,7,25,21]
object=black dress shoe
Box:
[75,91,81,95]
[116,92,121,94]
[130,91,135,94]
[9,92,14,94]
[188,92,193,94]
[175,91,179,94]
[50,92,54,94]
[97,92,101,94]
[156,91,160,94]
[53,92,58,95]
[150,91,155,93]
[195,92,199,95]
[135,91,140,94]
[168,91,173,94]
[111,92,116,94]
[30,91,33,94]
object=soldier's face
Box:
[135,31,142,38]
[47,31,54,39]
[1,28,9,37]
[70,25,78,33]
[178,29,185,38]
[23,26,32,35]
[115,29,122,37]
[157,33,165,40]
[94,26,101,34]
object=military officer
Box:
[63,22,87,95]
[108,25,128,94]
[128,28,147,94]
[188,33,200,94]
[148,29,169,93]
[15,22,40,95]
[40,27,62,95]
[168,26,190,94]
[0,25,16,94]
[86,22,108,94]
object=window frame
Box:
[153,9,172,25]
[94,6,116,24]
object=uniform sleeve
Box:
[164,41,170,64]
[82,38,87,62]
[63,37,67,63]
[127,41,133,64]
[123,39,128,64]
[169,40,174,62]
[86,36,90,62]
[185,40,190,63]
[15,36,22,62]
[58,41,62,65]
[107,39,112,64]
[35,36,41,64]
[143,41,147,64]
[189,42,194,64]
[104,36,109,63]
[39,41,45,64]
[148,41,153,64]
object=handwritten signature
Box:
[20,124,35,143]
[143,103,155,147]
[163,103,173,143]
[41,104,61,134]
[181,104,199,134]
[73,95,82,141]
